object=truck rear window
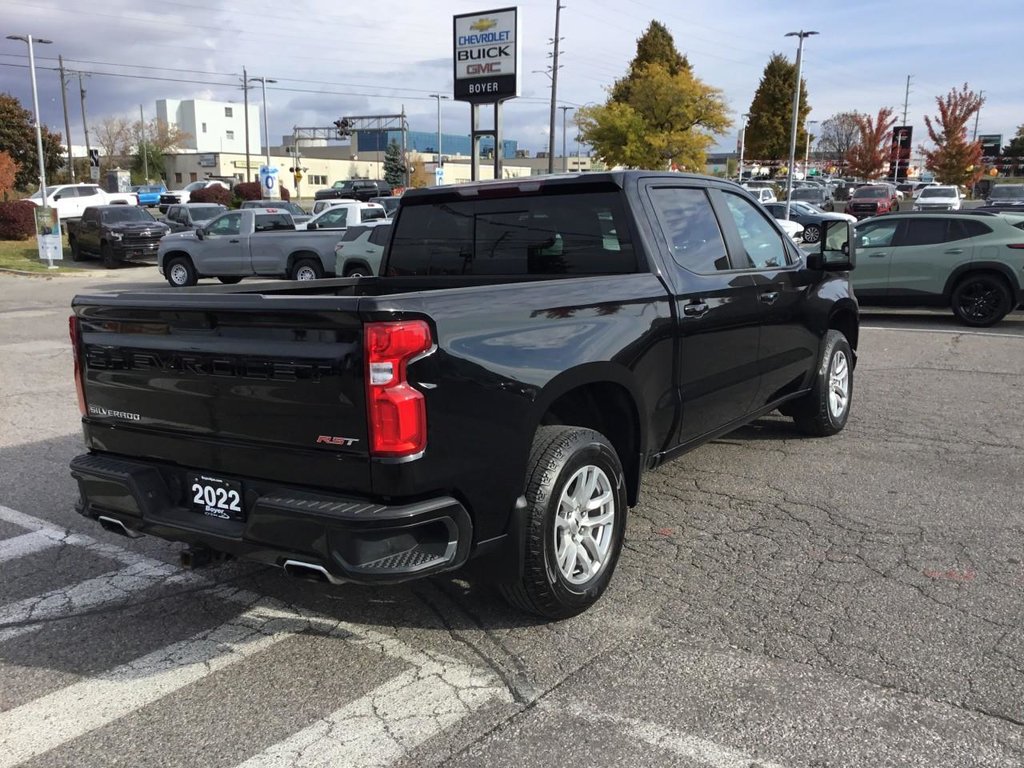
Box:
[387,191,637,276]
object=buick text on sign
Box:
[453,7,520,104]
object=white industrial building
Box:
[156,98,261,155]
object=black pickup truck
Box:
[66,205,171,268]
[314,179,392,202]
[69,172,858,618]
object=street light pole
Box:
[241,67,252,182]
[7,34,53,199]
[559,106,573,172]
[428,94,449,178]
[738,113,749,182]
[251,76,276,197]
[805,119,818,177]
[784,30,817,219]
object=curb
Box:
[0,266,105,278]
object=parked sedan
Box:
[764,201,854,244]
[853,211,1024,326]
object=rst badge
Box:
[316,435,359,447]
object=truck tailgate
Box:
[73,295,370,493]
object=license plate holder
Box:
[187,473,245,521]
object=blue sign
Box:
[258,165,280,199]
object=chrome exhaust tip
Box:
[97,515,142,539]
[282,559,344,585]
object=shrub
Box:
[0,200,37,240]
[189,186,232,206]
[278,185,290,201]
[233,181,261,202]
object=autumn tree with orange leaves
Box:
[920,84,984,188]
[844,108,896,179]
[0,151,17,200]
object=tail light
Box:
[69,315,87,416]
[365,320,432,457]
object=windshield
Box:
[792,201,821,215]
[101,207,157,224]
[332,181,356,190]
[853,186,887,198]
[184,181,208,191]
[28,190,43,200]
[920,187,955,198]
[191,205,225,219]
[991,185,1024,199]
[792,189,822,201]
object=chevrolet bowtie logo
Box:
[470,18,497,32]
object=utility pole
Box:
[738,113,749,181]
[139,104,148,182]
[241,67,252,182]
[78,72,92,176]
[893,75,912,182]
[546,0,564,174]
[429,93,449,181]
[783,30,818,220]
[559,106,573,172]
[58,55,74,182]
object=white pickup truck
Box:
[26,184,138,220]
[157,208,343,287]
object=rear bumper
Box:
[70,452,473,584]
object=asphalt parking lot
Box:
[1,268,1022,767]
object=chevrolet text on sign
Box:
[453,7,520,103]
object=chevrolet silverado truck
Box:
[156,208,343,286]
[69,172,859,619]
[66,205,171,268]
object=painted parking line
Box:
[0,506,513,767]
[0,529,63,564]
[558,705,790,768]
[863,326,1024,340]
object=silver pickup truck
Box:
[157,209,342,286]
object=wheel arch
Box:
[942,262,1020,301]
[286,249,324,275]
[531,364,646,507]
[827,300,859,366]
[342,258,373,276]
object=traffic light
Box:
[334,118,352,138]
[288,167,296,173]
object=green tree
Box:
[0,92,64,191]
[610,20,690,104]
[845,108,896,180]
[1003,125,1024,157]
[745,54,811,162]
[921,84,985,187]
[579,61,730,171]
[383,141,406,186]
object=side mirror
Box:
[195,227,205,240]
[807,220,855,271]
[306,221,317,230]
[53,193,62,201]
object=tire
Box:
[100,242,119,269]
[165,256,198,287]
[217,276,243,284]
[345,266,371,278]
[291,258,323,281]
[498,426,628,619]
[69,237,83,262]
[802,224,822,244]
[788,329,853,437]
[951,273,1012,327]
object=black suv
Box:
[314,179,392,202]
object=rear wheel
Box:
[217,276,243,284]
[69,237,83,262]
[498,426,628,619]
[802,223,821,244]
[291,258,323,281]
[165,256,198,287]
[100,242,119,269]
[951,273,1011,327]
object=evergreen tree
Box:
[383,141,406,186]
[610,21,690,104]
[0,93,64,191]
[1002,125,1024,157]
[745,54,811,162]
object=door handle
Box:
[944,248,964,254]
[229,239,240,243]
[683,301,709,317]
[759,291,780,304]
[868,252,888,258]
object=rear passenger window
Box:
[387,191,636,276]
[369,226,391,246]
[949,219,992,240]
[902,218,948,246]
[648,187,730,273]
[722,193,792,269]
[254,213,292,232]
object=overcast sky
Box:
[1,0,1020,158]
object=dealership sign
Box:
[453,7,520,103]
